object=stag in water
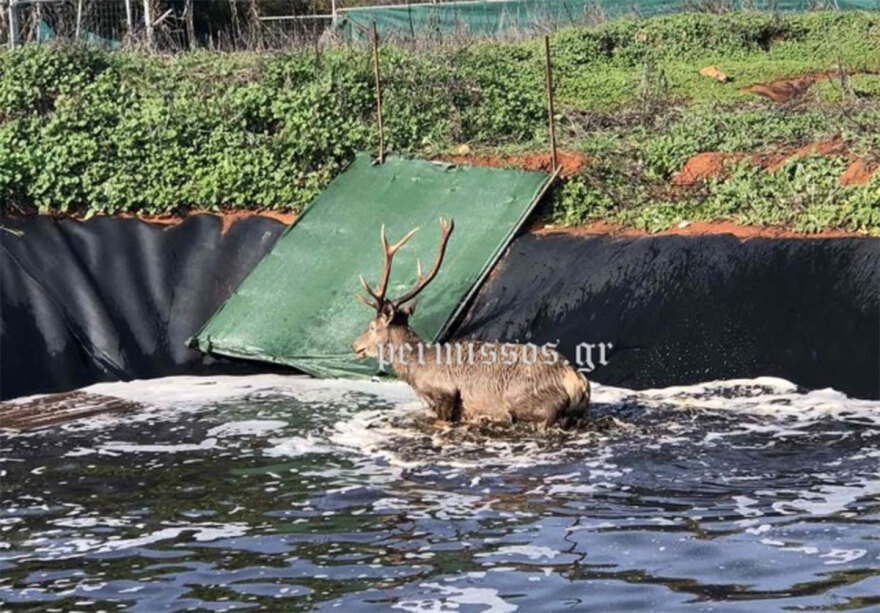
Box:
[352,219,590,428]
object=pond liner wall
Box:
[456,233,880,400]
[1,216,878,401]
[1,215,286,401]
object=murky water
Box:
[1,375,879,611]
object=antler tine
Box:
[357,275,382,306]
[355,293,378,309]
[390,218,454,309]
[359,274,381,303]
[358,225,420,311]
[374,225,419,303]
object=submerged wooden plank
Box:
[0,391,142,431]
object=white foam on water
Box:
[631,377,880,426]
[206,420,287,438]
[820,549,868,565]
[759,539,871,566]
[8,374,415,434]
[263,435,335,457]
[82,374,317,407]
[393,583,517,613]
[10,374,879,442]
[7,522,249,562]
[6,375,879,511]
[479,545,561,560]
[771,481,880,516]
[53,517,129,529]
[97,438,219,454]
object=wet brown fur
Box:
[353,310,590,428]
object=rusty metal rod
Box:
[371,21,385,164]
[544,35,558,174]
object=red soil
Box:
[671,152,746,186]
[741,70,879,104]
[435,151,588,177]
[113,209,297,234]
[13,209,866,240]
[532,220,868,239]
[741,74,825,104]
[670,151,788,185]
[671,137,875,186]
[839,158,879,186]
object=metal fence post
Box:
[75,0,84,40]
[185,0,195,49]
[7,0,19,50]
[544,35,558,174]
[143,0,154,49]
[371,21,385,164]
[125,0,133,34]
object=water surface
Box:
[1,375,878,611]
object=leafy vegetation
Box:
[0,11,878,232]
[548,155,880,233]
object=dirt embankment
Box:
[532,220,868,239]
[115,209,298,234]
[740,70,880,104]
[434,151,588,178]
[17,207,866,240]
[671,137,878,187]
[741,73,830,104]
[11,130,872,240]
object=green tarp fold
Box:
[190,153,551,378]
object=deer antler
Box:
[358,224,419,311]
[390,218,454,309]
[356,219,455,312]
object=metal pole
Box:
[185,0,194,49]
[143,0,154,49]
[75,0,84,40]
[330,0,337,25]
[371,21,385,165]
[8,0,19,50]
[544,35,558,174]
[124,0,133,34]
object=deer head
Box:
[352,218,454,359]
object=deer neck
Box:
[387,324,426,383]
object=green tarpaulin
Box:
[337,0,879,40]
[190,153,551,378]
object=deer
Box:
[351,219,591,429]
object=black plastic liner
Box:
[456,233,879,399]
[2,217,878,400]
[1,215,286,400]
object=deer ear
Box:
[379,303,396,324]
[399,301,417,317]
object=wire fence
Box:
[0,0,332,50]
[2,0,865,51]
[0,0,486,50]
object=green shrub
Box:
[0,45,545,214]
